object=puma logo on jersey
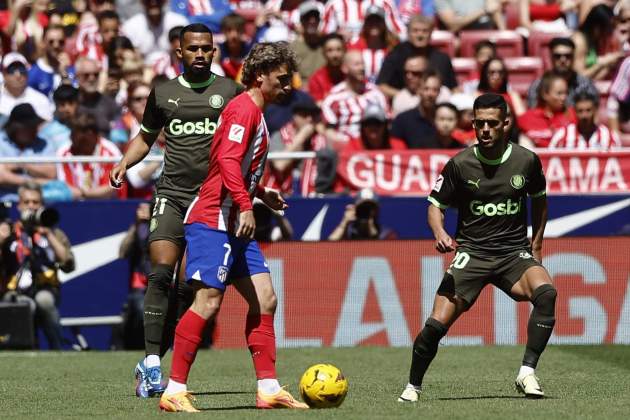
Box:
[168,97,181,107]
[467,178,481,189]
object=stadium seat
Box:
[452,57,477,86]
[459,30,524,58]
[430,30,456,57]
[527,30,572,69]
[505,57,544,95]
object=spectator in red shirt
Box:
[57,111,121,199]
[549,91,620,149]
[450,93,477,145]
[308,33,346,105]
[344,103,407,151]
[347,5,393,83]
[518,0,580,31]
[218,13,253,80]
[0,0,49,61]
[321,50,390,148]
[518,71,576,148]
[264,98,328,197]
[75,10,120,69]
[432,103,466,149]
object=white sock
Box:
[257,379,281,394]
[406,383,421,391]
[145,354,160,369]
[518,366,535,378]
[164,379,187,395]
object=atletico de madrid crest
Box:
[217,266,229,283]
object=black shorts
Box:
[148,194,191,248]
[437,248,544,305]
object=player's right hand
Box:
[109,162,126,189]
[435,232,454,253]
[237,210,256,239]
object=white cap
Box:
[364,4,385,19]
[355,188,379,205]
[2,52,30,71]
[299,1,322,18]
[362,103,387,122]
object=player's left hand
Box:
[237,210,256,239]
[261,188,288,212]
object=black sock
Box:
[143,264,174,356]
[523,284,557,368]
[159,279,194,357]
[409,318,448,387]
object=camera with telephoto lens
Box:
[20,207,60,234]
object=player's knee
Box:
[531,284,557,317]
[424,318,448,342]
[192,291,221,319]
[257,292,277,315]
[148,264,174,292]
[414,318,448,355]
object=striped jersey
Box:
[347,37,387,83]
[549,123,621,150]
[322,0,407,39]
[321,80,389,140]
[57,138,121,189]
[185,92,268,233]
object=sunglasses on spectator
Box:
[405,70,423,77]
[79,72,99,79]
[473,119,501,129]
[552,53,572,60]
[131,96,148,102]
[5,64,28,75]
[47,39,64,46]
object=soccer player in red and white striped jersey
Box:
[322,50,389,145]
[159,42,309,413]
[322,0,407,41]
[549,92,621,150]
[57,111,121,199]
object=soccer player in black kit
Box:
[110,23,242,398]
[398,93,557,402]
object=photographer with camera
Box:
[328,188,397,241]
[0,182,75,349]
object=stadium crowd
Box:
[0,0,629,202]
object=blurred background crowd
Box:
[0,0,629,203]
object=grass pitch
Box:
[1,345,629,419]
